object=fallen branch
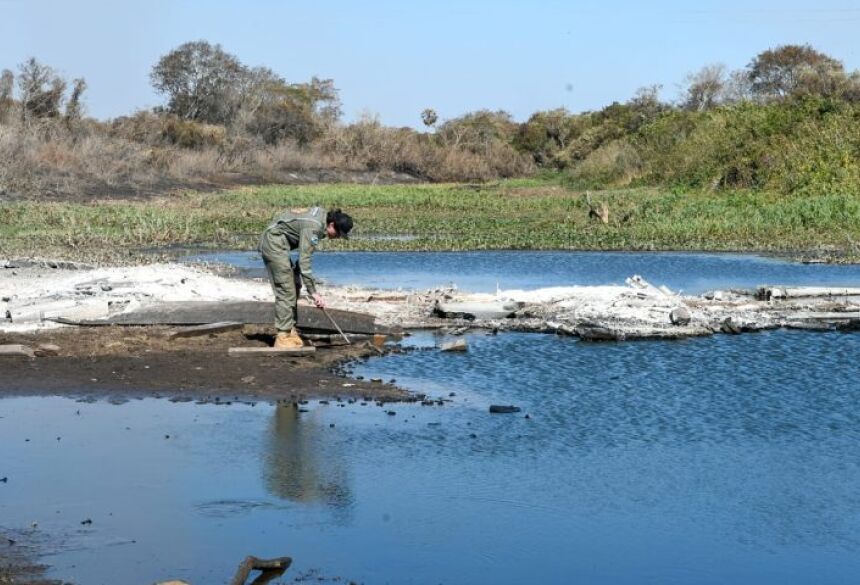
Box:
[229,555,292,585]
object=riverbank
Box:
[2,179,860,263]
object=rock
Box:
[440,339,468,352]
[575,325,624,341]
[720,317,743,335]
[669,307,691,326]
[34,343,60,357]
[489,405,521,414]
[100,284,113,291]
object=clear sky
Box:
[2,0,859,127]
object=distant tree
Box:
[421,108,438,128]
[722,69,755,104]
[683,64,726,111]
[64,77,87,122]
[0,69,13,120]
[437,110,517,151]
[150,41,248,124]
[747,44,844,100]
[18,58,66,120]
[515,108,581,166]
[239,72,341,145]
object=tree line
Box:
[1,42,859,197]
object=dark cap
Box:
[328,209,353,239]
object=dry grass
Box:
[0,114,534,199]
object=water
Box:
[4,252,860,584]
[182,249,860,294]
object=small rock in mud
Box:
[489,405,521,414]
[34,343,60,356]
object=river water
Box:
[3,252,860,584]
[182,249,860,293]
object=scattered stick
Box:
[228,346,316,357]
[229,555,292,585]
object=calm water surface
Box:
[2,252,860,584]
[182,249,860,293]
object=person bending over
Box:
[259,206,353,349]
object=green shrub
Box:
[567,139,643,188]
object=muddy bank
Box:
[0,326,406,402]
[0,529,62,585]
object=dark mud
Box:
[0,326,408,403]
[0,529,63,585]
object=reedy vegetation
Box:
[3,180,859,262]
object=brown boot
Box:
[274,329,304,349]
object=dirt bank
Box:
[0,325,407,402]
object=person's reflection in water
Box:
[264,403,353,519]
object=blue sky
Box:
[2,0,859,127]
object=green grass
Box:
[2,178,860,262]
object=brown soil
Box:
[0,326,409,403]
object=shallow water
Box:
[4,251,860,584]
[182,249,860,293]
[2,329,860,584]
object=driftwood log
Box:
[229,556,292,585]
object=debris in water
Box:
[489,405,521,414]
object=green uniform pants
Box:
[260,229,301,332]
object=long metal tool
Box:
[320,306,351,345]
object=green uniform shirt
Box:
[263,206,328,295]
